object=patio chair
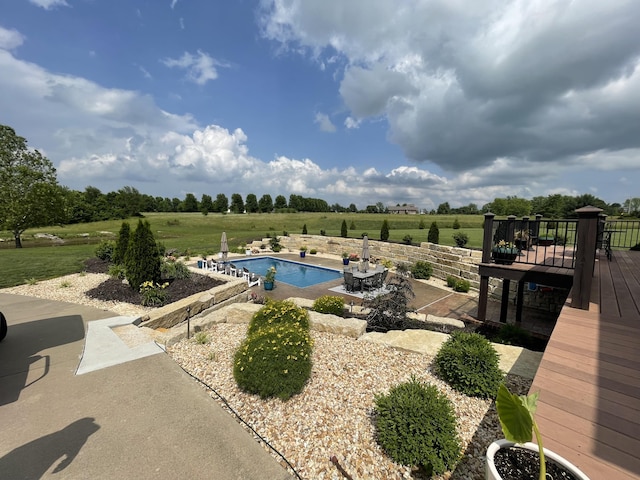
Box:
[247,273,261,288]
[242,267,251,281]
[363,272,382,292]
[229,263,238,276]
[343,271,361,292]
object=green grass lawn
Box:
[0,213,485,287]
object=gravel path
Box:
[1,272,531,479]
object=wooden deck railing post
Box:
[571,206,603,310]
[507,215,516,243]
[477,212,495,321]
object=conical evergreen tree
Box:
[428,222,440,244]
[125,220,161,291]
[380,219,390,242]
[113,221,131,265]
[340,219,348,238]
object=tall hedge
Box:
[125,219,161,291]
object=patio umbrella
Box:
[361,235,370,272]
[220,231,229,262]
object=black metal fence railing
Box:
[491,216,578,269]
[598,219,640,250]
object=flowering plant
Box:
[265,266,277,282]
[348,253,360,261]
[492,240,519,254]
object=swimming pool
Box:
[231,257,342,288]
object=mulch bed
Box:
[83,258,224,306]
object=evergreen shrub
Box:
[108,264,126,279]
[124,219,162,291]
[452,231,469,247]
[380,219,390,241]
[374,377,461,475]
[113,222,131,265]
[161,259,191,280]
[428,221,439,244]
[247,300,310,336]
[312,295,344,316]
[95,240,115,261]
[446,275,456,288]
[433,332,503,399]
[233,323,313,400]
[411,261,433,279]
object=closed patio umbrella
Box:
[220,231,229,262]
[361,235,370,272]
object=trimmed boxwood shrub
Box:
[312,295,344,316]
[454,279,470,292]
[247,300,310,336]
[233,323,313,400]
[446,275,456,288]
[411,261,433,279]
[374,377,461,475]
[433,332,503,399]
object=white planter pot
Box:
[486,439,590,480]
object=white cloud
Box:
[314,112,336,132]
[162,50,225,85]
[170,0,179,9]
[344,116,360,129]
[0,27,25,50]
[259,0,640,176]
[29,0,69,9]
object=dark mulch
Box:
[83,258,224,307]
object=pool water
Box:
[231,257,342,288]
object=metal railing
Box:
[599,218,640,250]
[490,215,578,269]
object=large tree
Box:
[0,125,65,247]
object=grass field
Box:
[0,213,485,288]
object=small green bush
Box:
[446,275,456,288]
[433,332,503,399]
[402,234,413,245]
[312,295,344,316]
[452,231,469,248]
[452,218,460,229]
[95,240,116,261]
[247,300,310,336]
[161,259,191,280]
[454,279,470,293]
[194,331,209,344]
[233,323,313,400]
[108,264,127,280]
[494,324,533,348]
[374,377,461,475]
[411,261,433,279]
[309,249,317,254]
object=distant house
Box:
[388,204,419,214]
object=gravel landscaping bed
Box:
[1,264,533,479]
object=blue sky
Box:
[1,0,639,211]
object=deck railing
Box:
[598,217,640,250]
[489,215,578,268]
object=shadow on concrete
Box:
[0,417,100,478]
[0,315,84,406]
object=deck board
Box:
[530,249,640,479]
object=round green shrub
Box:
[95,240,116,261]
[454,279,470,293]
[411,261,433,279]
[248,300,310,336]
[374,377,461,475]
[433,332,503,399]
[312,295,344,316]
[233,323,313,400]
[446,275,456,288]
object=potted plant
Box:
[263,266,277,291]
[348,253,360,263]
[492,241,519,265]
[514,230,529,251]
[538,235,555,247]
[342,252,350,265]
[299,245,307,258]
[486,384,590,480]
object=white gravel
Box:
[2,272,531,479]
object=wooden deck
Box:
[530,250,640,479]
